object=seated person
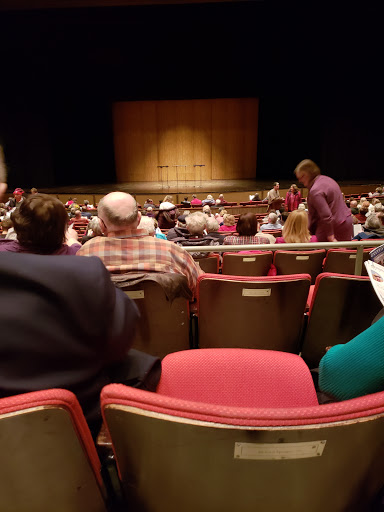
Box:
[190,194,202,206]
[69,209,89,225]
[218,214,237,232]
[205,216,225,244]
[173,211,220,258]
[180,197,191,207]
[275,210,318,243]
[259,212,283,231]
[215,194,228,205]
[167,214,189,241]
[202,194,216,206]
[155,201,180,229]
[0,193,81,254]
[250,192,260,202]
[82,216,104,244]
[77,192,202,297]
[0,251,139,438]
[319,314,384,401]
[353,201,370,223]
[223,213,270,245]
[353,214,384,240]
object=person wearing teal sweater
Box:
[319,314,384,400]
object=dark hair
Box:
[236,213,258,236]
[11,193,68,253]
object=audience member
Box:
[205,216,225,244]
[250,192,260,201]
[259,212,283,231]
[218,214,237,232]
[30,187,38,195]
[69,209,89,225]
[353,201,370,223]
[143,198,154,209]
[0,251,139,438]
[215,193,227,205]
[167,214,189,241]
[294,159,353,242]
[190,194,202,205]
[77,192,203,296]
[202,194,215,206]
[353,214,384,240]
[318,314,384,401]
[0,193,80,254]
[180,196,191,207]
[155,200,180,229]
[285,184,302,212]
[202,204,213,217]
[215,208,227,225]
[275,210,318,243]
[173,211,220,258]
[82,216,104,244]
[223,213,270,245]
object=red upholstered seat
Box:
[101,377,384,512]
[157,348,318,408]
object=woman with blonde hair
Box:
[218,214,237,232]
[275,210,318,244]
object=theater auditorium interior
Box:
[0,1,384,511]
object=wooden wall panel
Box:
[113,98,258,182]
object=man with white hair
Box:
[77,192,203,295]
[259,212,283,231]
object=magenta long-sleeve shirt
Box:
[307,175,352,242]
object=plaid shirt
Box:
[77,229,203,295]
[223,235,271,245]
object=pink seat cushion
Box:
[157,348,318,408]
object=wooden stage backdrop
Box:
[113,98,259,184]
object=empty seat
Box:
[274,249,326,284]
[222,251,273,276]
[323,248,372,276]
[197,273,311,352]
[101,353,384,512]
[0,389,107,512]
[301,272,382,369]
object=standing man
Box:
[266,182,283,212]
[294,159,353,242]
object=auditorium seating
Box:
[301,273,382,369]
[273,249,326,284]
[222,251,273,276]
[196,273,311,352]
[101,350,384,512]
[193,254,220,273]
[0,389,108,512]
[117,277,191,358]
[323,248,372,276]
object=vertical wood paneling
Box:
[113,98,258,182]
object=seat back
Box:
[197,273,311,352]
[274,249,326,284]
[120,279,191,358]
[323,248,371,276]
[0,389,107,512]
[102,383,384,512]
[301,272,382,368]
[222,251,273,276]
[193,254,220,273]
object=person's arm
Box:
[319,315,384,400]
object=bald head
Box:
[98,192,140,233]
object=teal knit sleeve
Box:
[318,315,384,400]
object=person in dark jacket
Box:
[167,215,190,241]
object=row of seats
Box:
[197,248,372,282]
[124,272,382,362]
[2,348,384,511]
